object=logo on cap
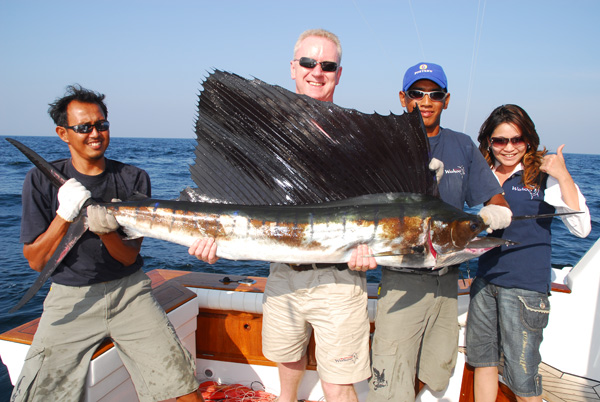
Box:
[415,64,434,75]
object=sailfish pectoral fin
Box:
[9,215,88,313]
[371,245,427,257]
[466,236,517,249]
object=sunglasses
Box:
[295,57,338,72]
[63,120,110,134]
[490,136,526,147]
[406,89,448,102]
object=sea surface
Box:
[0,135,599,400]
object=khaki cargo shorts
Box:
[262,263,371,384]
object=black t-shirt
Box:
[20,158,151,286]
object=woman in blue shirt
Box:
[466,104,591,402]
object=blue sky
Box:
[1,0,599,154]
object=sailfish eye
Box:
[470,222,480,232]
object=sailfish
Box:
[7,70,512,312]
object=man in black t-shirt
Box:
[12,85,203,402]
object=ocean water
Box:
[0,135,598,399]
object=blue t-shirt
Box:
[477,172,554,293]
[429,128,502,209]
[20,158,151,286]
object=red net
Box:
[198,381,278,401]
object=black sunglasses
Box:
[490,136,525,147]
[295,57,338,72]
[63,120,110,134]
[406,89,447,102]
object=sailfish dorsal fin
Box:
[189,70,436,205]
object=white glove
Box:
[87,205,119,235]
[56,178,92,222]
[429,158,444,182]
[478,205,513,233]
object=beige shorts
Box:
[262,263,371,384]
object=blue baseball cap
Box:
[402,62,448,92]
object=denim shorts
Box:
[466,277,550,397]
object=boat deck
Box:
[540,363,600,402]
[459,358,600,402]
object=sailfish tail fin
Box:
[6,138,68,189]
[6,138,91,313]
[8,215,87,313]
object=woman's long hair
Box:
[477,104,547,189]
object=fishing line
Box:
[351,0,396,69]
[407,0,426,60]
[463,0,487,134]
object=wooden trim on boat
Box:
[0,319,39,347]
[549,283,571,293]
[196,308,276,367]
[457,277,571,295]
[458,277,474,295]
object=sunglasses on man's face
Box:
[405,89,448,102]
[295,57,338,72]
[63,120,110,134]
[490,136,526,148]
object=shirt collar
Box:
[493,161,523,176]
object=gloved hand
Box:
[87,204,119,235]
[56,178,92,222]
[429,158,444,182]
[478,205,512,233]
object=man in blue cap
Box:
[365,63,512,401]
